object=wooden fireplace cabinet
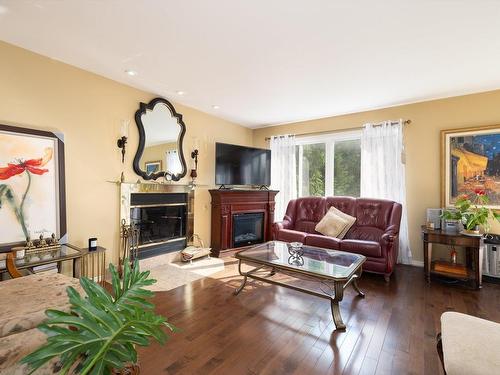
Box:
[209,189,278,256]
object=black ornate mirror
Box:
[133,98,187,181]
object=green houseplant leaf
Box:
[21,259,176,375]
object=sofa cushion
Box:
[304,234,341,250]
[325,196,357,216]
[345,226,384,242]
[355,198,395,229]
[441,312,500,375]
[275,229,307,243]
[340,239,382,258]
[0,273,82,338]
[295,197,326,233]
[315,207,349,238]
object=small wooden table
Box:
[422,226,484,289]
[2,244,84,279]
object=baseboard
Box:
[410,260,424,267]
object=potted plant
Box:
[442,189,500,235]
[21,259,176,374]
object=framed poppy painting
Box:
[441,124,500,209]
[0,124,66,251]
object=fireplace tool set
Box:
[119,219,140,277]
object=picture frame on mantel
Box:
[0,124,66,252]
[441,124,500,209]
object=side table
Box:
[422,226,483,289]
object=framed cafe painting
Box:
[0,124,66,252]
[442,124,500,209]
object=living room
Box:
[0,1,499,374]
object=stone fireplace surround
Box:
[120,183,194,259]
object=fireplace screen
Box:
[233,212,264,248]
[130,204,186,247]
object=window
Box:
[296,131,361,197]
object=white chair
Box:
[438,311,500,375]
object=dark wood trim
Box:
[0,124,66,253]
[422,226,483,289]
[133,97,187,181]
[209,189,278,256]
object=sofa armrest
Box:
[272,216,293,239]
[381,225,398,245]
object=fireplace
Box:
[209,189,278,256]
[232,212,264,248]
[120,184,194,260]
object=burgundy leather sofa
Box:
[272,196,402,281]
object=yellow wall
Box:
[0,41,252,264]
[253,90,500,263]
[3,39,500,266]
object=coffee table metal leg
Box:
[331,281,346,330]
[234,275,247,295]
[352,270,365,298]
[234,259,248,295]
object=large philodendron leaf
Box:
[21,259,176,375]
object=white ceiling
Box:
[1,0,500,128]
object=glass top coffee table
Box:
[234,241,366,330]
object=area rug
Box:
[139,254,225,292]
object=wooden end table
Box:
[422,226,484,289]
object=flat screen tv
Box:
[215,143,271,186]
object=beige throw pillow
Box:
[315,206,356,239]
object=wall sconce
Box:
[190,149,199,181]
[117,120,129,163]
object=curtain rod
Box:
[264,119,411,141]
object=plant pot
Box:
[112,363,140,375]
[463,225,480,235]
[463,229,480,235]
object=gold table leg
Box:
[331,281,345,330]
[352,269,365,297]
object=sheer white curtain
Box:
[166,150,182,174]
[270,135,297,221]
[361,120,412,264]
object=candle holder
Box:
[117,136,127,163]
[190,149,199,182]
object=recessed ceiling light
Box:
[125,69,137,76]
[176,91,186,96]
[212,105,220,110]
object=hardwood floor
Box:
[137,257,500,375]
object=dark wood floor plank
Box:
[136,261,500,375]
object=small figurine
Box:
[38,234,47,247]
[50,233,59,245]
[25,236,34,249]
